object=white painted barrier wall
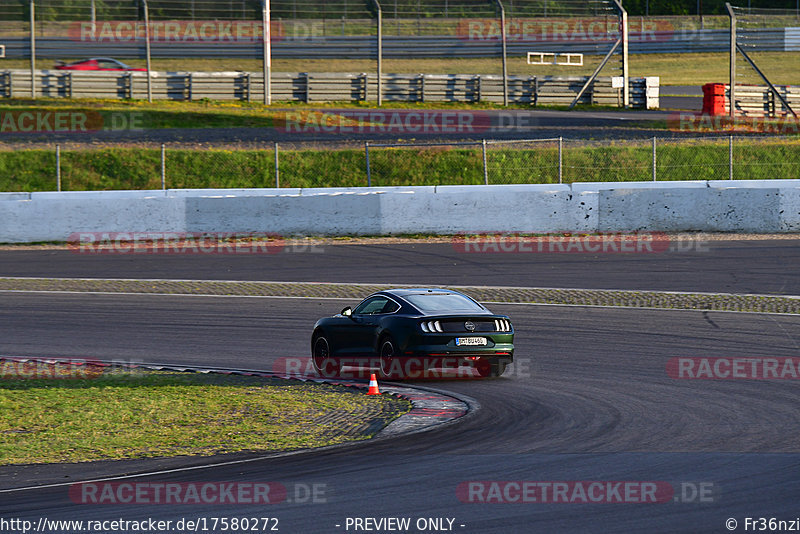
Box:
[1,181,800,243]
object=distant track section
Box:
[0,29,788,59]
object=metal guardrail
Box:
[0,70,659,107]
[727,84,800,117]
[0,28,792,59]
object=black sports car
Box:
[311,288,514,379]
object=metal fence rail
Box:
[5,135,797,193]
[0,70,658,107]
[728,84,800,117]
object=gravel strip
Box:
[1,233,799,251]
[1,277,799,314]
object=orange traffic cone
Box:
[367,373,381,395]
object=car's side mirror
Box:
[341,306,353,317]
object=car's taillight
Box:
[420,320,444,333]
[494,319,512,332]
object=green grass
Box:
[0,368,410,465]
[2,137,798,191]
[0,99,280,130]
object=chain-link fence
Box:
[2,135,798,192]
[727,5,800,118]
[485,138,561,184]
[367,135,800,185]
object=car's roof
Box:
[380,288,461,297]
[377,288,490,313]
[68,57,124,64]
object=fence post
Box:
[160,143,166,190]
[90,0,96,37]
[482,139,488,185]
[729,135,733,180]
[29,0,35,98]
[274,141,279,187]
[365,141,371,187]
[496,0,508,107]
[652,136,657,181]
[558,136,563,184]
[142,0,153,103]
[262,0,271,105]
[620,1,629,107]
[56,144,61,191]
[371,0,382,106]
[727,2,736,121]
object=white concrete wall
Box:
[379,184,596,234]
[0,194,185,243]
[779,186,800,231]
[0,181,798,243]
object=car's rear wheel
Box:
[379,336,402,380]
[312,335,339,378]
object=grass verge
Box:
[0,95,622,133]
[0,366,410,465]
[1,137,798,191]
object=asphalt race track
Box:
[1,243,800,533]
[0,109,702,148]
[2,239,800,294]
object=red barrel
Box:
[702,83,727,115]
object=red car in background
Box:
[54,58,146,71]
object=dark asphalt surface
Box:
[2,239,800,295]
[1,292,799,532]
[660,85,703,112]
[0,108,708,147]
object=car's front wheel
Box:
[312,335,339,378]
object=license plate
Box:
[456,337,487,346]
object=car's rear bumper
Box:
[405,341,513,360]
[382,352,513,379]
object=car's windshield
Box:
[404,293,485,313]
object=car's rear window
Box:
[404,293,485,313]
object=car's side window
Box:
[354,297,398,315]
[381,300,400,314]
